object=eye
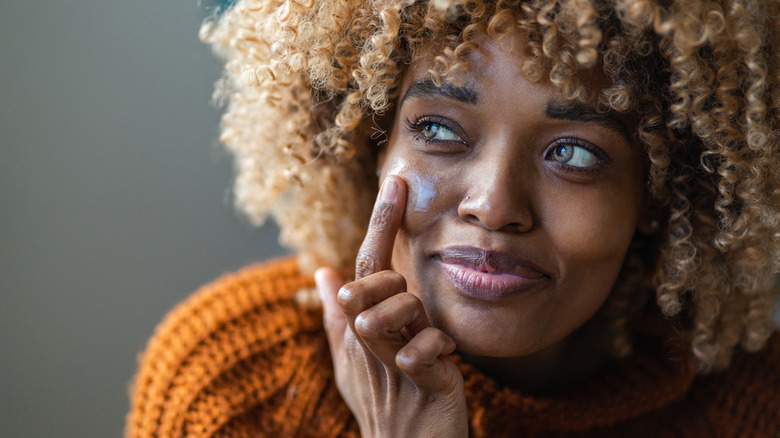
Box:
[419,122,462,142]
[547,139,604,169]
[405,117,465,145]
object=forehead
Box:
[396,35,634,145]
[399,32,610,103]
[395,33,635,143]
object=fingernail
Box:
[380,178,398,202]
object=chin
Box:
[419,291,561,358]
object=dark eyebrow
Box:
[399,78,478,107]
[545,102,631,143]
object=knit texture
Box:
[127,257,780,437]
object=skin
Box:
[315,33,648,437]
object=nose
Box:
[457,157,534,232]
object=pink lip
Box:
[435,246,550,300]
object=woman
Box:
[128,0,780,436]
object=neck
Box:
[458,316,613,396]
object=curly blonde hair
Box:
[200,0,780,372]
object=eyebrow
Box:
[545,102,631,143]
[399,78,478,107]
[399,79,632,143]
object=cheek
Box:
[384,156,454,232]
[544,185,642,265]
[402,170,441,213]
[384,156,462,280]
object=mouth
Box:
[434,246,550,300]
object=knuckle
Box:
[353,312,380,339]
[393,292,422,322]
[395,346,434,375]
[337,284,358,314]
[385,270,407,290]
[369,270,407,293]
[397,291,419,308]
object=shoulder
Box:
[686,331,780,436]
[583,329,780,437]
[126,257,357,437]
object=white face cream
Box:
[408,171,438,212]
[383,159,440,213]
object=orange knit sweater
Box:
[127,257,780,437]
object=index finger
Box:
[355,176,407,279]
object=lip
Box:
[434,246,551,300]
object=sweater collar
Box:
[455,321,697,435]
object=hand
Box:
[315,176,468,438]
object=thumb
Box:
[315,267,347,354]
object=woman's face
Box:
[379,36,647,358]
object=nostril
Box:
[504,221,531,233]
[457,193,534,232]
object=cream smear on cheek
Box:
[384,159,440,213]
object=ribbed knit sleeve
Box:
[126,257,359,438]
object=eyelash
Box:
[405,116,467,146]
[405,116,611,174]
[546,138,611,175]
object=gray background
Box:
[1,1,287,436]
[3,2,779,438]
